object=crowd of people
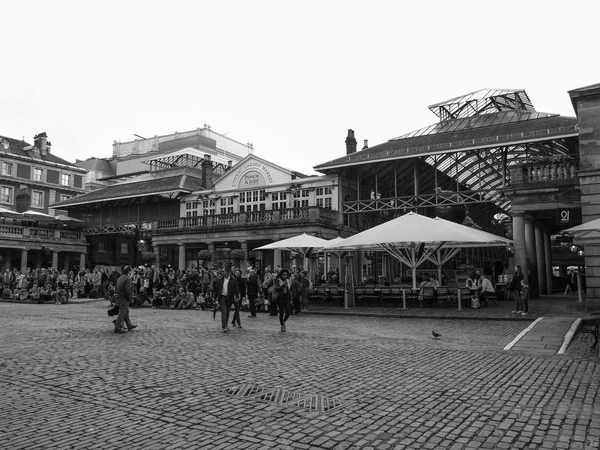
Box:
[107,264,312,333]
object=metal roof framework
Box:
[316,89,579,230]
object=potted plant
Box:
[141,251,156,264]
[198,250,213,268]
[230,249,245,264]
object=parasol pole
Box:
[412,245,417,291]
[437,249,443,285]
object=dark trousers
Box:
[292,295,301,315]
[220,295,232,329]
[115,298,133,330]
[248,292,257,317]
[231,300,241,326]
[278,295,291,326]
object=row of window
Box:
[0,185,71,207]
[184,188,333,217]
[1,162,73,186]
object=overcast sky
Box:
[2,1,597,176]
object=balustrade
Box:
[524,160,578,183]
[0,224,24,236]
[152,206,337,234]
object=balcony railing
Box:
[155,206,339,233]
[510,160,578,186]
[0,224,85,243]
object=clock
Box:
[0,138,9,150]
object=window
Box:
[185,201,198,217]
[316,186,333,209]
[32,191,44,208]
[271,191,287,210]
[239,189,266,213]
[220,197,234,214]
[0,186,13,204]
[2,163,13,176]
[120,242,129,254]
[202,199,215,216]
[60,173,71,186]
[98,242,107,252]
[60,194,71,202]
[293,189,310,208]
[33,168,43,182]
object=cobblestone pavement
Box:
[1,302,599,450]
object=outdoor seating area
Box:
[308,283,504,310]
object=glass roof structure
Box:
[314,88,579,226]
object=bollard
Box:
[402,289,407,310]
[458,289,462,311]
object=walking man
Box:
[114,265,137,334]
[215,267,239,332]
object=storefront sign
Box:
[231,162,274,188]
[239,170,265,188]
[557,208,573,225]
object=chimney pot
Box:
[362,139,368,150]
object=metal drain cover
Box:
[223,383,347,413]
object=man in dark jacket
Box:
[114,266,137,334]
[214,267,239,332]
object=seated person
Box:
[161,289,172,309]
[20,289,29,301]
[478,274,495,307]
[13,289,21,300]
[1,286,12,299]
[56,288,68,305]
[42,284,55,303]
[176,288,196,309]
[106,282,115,306]
[151,290,164,309]
[418,273,437,307]
[133,288,150,307]
[195,293,206,310]
[30,287,41,303]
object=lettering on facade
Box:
[231,162,274,188]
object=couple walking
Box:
[217,267,292,332]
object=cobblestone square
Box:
[1,302,598,449]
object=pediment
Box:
[214,154,293,191]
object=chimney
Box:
[227,160,232,170]
[201,154,214,189]
[34,132,48,156]
[345,129,357,155]
[362,139,369,150]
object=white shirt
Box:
[221,275,230,296]
[480,277,495,293]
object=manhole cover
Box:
[222,384,347,413]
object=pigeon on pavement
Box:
[432,330,442,338]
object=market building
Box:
[315,85,600,307]
[0,132,87,271]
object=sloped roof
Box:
[0,135,85,171]
[51,171,205,208]
[75,157,115,175]
[315,111,578,171]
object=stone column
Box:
[240,241,248,270]
[154,245,160,268]
[80,253,86,271]
[52,251,59,271]
[273,249,282,269]
[178,243,186,270]
[512,214,527,277]
[535,225,546,295]
[4,250,12,271]
[544,231,553,295]
[20,248,28,273]
[525,219,538,297]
